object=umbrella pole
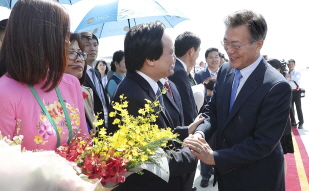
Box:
[127,19,131,29]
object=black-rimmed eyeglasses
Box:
[69,51,88,61]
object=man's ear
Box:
[145,59,155,66]
[255,40,264,53]
[188,47,194,56]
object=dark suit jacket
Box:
[196,59,291,191]
[108,71,200,191]
[84,69,109,128]
[194,67,211,84]
[168,59,198,126]
[158,81,188,141]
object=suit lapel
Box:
[128,72,172,128]
[221,69,234,124]
[224,60,266,127]
[85,73,99,96]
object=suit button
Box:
[222,139,226,143]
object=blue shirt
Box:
[107,73,124,98]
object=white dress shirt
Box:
[136,70,159,94]
[287,70,301,90]
[236,56,262,97]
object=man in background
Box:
[286,59,304,129]
[194,47,220,84]
[81,32,109,129]
[169,31,200,126]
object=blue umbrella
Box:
[74,0,189,38]
[0,0,81,9]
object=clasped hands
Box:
[184,133,216,166]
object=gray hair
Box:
[224,10,267,42]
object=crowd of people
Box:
[0,0,305,191]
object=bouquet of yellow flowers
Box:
[57,94,180,187]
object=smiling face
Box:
[84,39,98,65]
[223,25,263,69]
[206,51,220,71]
[153,33,176,80]
[64,40,85,79]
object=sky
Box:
[0,0,308,69]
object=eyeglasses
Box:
[207,56,220,60]
[69,51,88,61]
[221,41,256,50]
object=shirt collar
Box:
[239,56,263,78]
[177,58,187,72]
[207,68,218,76]
[159,78,167,85]
[86,64,93,71]
[136,70,159,94]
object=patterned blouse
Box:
[0,73,89,151]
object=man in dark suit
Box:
[107,22,205,191]
[194,47,220,84]
[194,47,220,187]
[185,10,291,191]
[81,32,109,129]
[168,31,200,126]
[158,79,185,134]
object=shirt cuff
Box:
[194,131,205,138]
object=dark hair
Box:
[205,47,219,58]
[224,10,267,42]
[124,21,165,71]
[267,58,287,76]
[111,50,124,72]
[175,31,201,57]
[204,76,216,90]
[268,58,281,70]
[288,59,295,64]
[0,19,8,37]
[95,60,109,75]
[0,0,70,92]
[219,52,226,60]
[80,31,99,44]
[69,33,87,85]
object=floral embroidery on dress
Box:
[34,100,81,145]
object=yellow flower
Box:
[109,112,116,117]
[75,119,80,126]
[161,88,167,95]
[70,113,76,120]
[93,119,104,127]
[112,118,120,125]
[140,155,148,161]
[34,135,43,144]
[138,109,146,115]
[40,115,47,122]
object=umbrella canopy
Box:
[74,0,189,38]
[0,0,81,9]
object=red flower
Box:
[82,92,89,99]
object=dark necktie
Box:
[90,68,105,105]
[188,73,197,86]
[164,81,174,99]
[229,69,242,112]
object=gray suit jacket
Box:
[197,59,291,191]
